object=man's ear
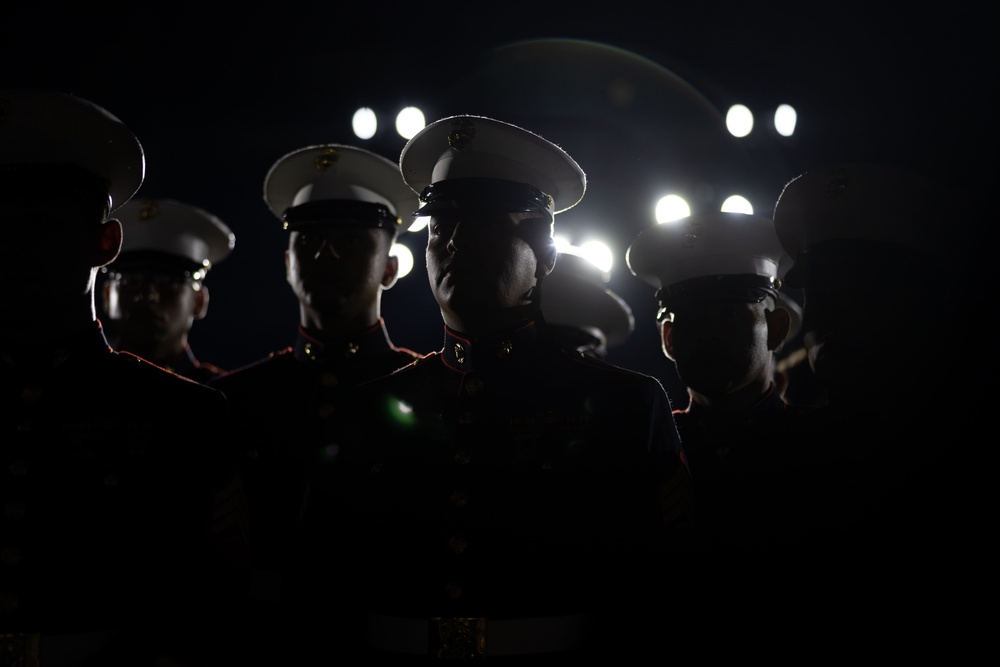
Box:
[193,285,210,321]
[284,249,292,284]
[765,305,792,351]
[382,254,400,290]
[660,320,677,361]
[95,218,122,267]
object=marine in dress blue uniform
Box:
[626,211,826,586]
[101,197,236,383]
[294,115,692,660]
[768,163,987,652]
[207,143,425,662]
[0,90,236,666]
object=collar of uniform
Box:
[162,342,200,376]
[2,320,112,372]
[440,320,540,373]
[292,319,394,365]
[684,382,787,425]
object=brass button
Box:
[8,460,28,476]
[447,535,467,554]
[444,581,463,600]
[457,411,475,426]
[321,373,339,388]
[4,503,25,520]
[52,348,72,366]
[464,376,484,396]
[371,463,383,474]
[453,449,471,465]
[450,490,468,508]
[19,385,43,403]
[246,449,259,460]
[104,473,119,487]
[318,403,336,419]
[0,548,21,566]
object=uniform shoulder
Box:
[209,349,294,387]
[111,351,227,402]
[363,347,428,380]
[392,345,425,360]
[196,361,227,376]
[563,349,664,384]
[391,348,432,371]
[354,350,439,389]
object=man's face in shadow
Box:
[285,225,396,319]
[425,210,554,327]
[3,197,118,330]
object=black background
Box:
[5,1,993,406]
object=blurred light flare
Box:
[407,213,428,233]
[390,242,414,279]
[655,194,691,223]
[352,107,377,140]
[726,104,754,137]
[388,397,417,426]
[554,237,613,274]
[578,240,613,273]
[720,195,754,214]
[774,104,797,137]
[396,107,426,140]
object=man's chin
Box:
[118,321,167,339]
[304,293,350,312]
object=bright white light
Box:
[390,242,414,279]
[557,240,613,278]
[655,194,691,223]
[726,104,754,138]
[720,195,754,215]
[578,240,613,274]
[774,104,797,137]
[407,216,428,233]
[352,107,377,140]
[396,107,426,140]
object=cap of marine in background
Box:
[543,252,635,358]
[772,162,963,288]
[111,198,235,279]
[264,144,417,235]
[626,211,788,322]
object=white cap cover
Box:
[115,198,235,271]
[0,89,144,213]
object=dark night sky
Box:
[5,1,993,405]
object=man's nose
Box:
[446,221,467,253]
[316,238,342,259]
[133,281,161,303]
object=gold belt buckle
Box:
[0,633,41,667]
[429,617,487,658]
